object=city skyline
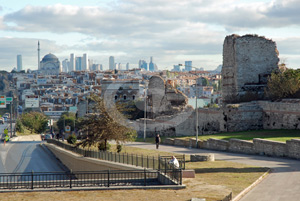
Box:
[1,1,300,71]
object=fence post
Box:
[144,168,146,186]
[180,169,182,185]
[107,170,110,187]
[31,170,34,190]
[69,169,72,188]
[164,158,167,175]
[153,156,154,169]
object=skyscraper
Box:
[126,63,129,70]
[139,59,148,71]
[17,55,22,71]
[149,56,155,72]
[70,53,75,72]
[185,61,192,71]
[62,59,69,72]
[109,56,115,70]
[82,53,89,71]
[37,41,41,70]
[76,57,82,71]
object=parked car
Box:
[44,134,52,140]
[40,133,45,140]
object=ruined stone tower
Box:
[222,34,279,103]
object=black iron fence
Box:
[46,139,185,171]
[0,169,182,190]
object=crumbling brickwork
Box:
[147,75,188,118]
[222,34,279,103]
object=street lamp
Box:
[143,81,148,142]
[179,64,199,148]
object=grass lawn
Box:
[3,145,269,201]
[136,129,300,143]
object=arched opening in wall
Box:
[132,95,135,100]
[123,95,127,100]
[115,95,118,100]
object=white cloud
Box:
[1,1,300,70]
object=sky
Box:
[0,0,300,71]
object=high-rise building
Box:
[126,63,129,70]
[76,57,82,71]
[149,56,155,72]
[139,60,148,71]
[185,61,192,71]
[172,64,181,72]
[37,41,41,70]
[82,53,89,71]
[62,59,69,72]
[100,64,103,71]
[109,56,115,70]
[17,55,22,71]
[70,53,75,71]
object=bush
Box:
[117,144,122,153]
[67,134,77,145]
[15,119,24,133]
[98,141,111,151]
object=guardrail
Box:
[46,139,183,185]
[0,169,182,190]
[46,139,185,171]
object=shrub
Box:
[15,119,24,133]
[67,134,77,145]
[98,142,111,151]
[117,144,122,153]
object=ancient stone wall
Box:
[222,34,279,103]
[259,100,300,129]
[164,137,300,160]
[224,101,263,132]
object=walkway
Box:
[124,142,300,201]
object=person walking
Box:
[155,134,161,149]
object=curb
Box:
[232,168,272,201]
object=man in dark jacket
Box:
[155,134,161,149]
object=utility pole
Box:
[10,101,12,138]
[143,83,147,142]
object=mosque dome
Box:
[41,53,59,62]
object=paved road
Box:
[124,142,300,201]
[0,135,66,173]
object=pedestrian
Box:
[169,155,179,168]
[155,134,161,149]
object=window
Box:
[115,95,118,100]
[132,95,135,100]
[123,95,127,100]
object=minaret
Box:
[38,41,40,70]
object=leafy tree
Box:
[56,112,77,133]
[201,77,209,86]
[78,94,136,150]
[266,69,300,100]
[67,134,77,145]
[21,112,48,133]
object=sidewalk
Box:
[124,142,300,201]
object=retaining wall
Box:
[163,137,300,160]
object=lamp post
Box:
[143,82,148,142]
[179,64,199,148]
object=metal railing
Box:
[46,139,185,171]
[0,169,182,190]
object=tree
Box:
[265,69,300,100]
[201,77,209,86]
[20,112,48,133]
[56,112,77,133]
[78,94,136,150]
